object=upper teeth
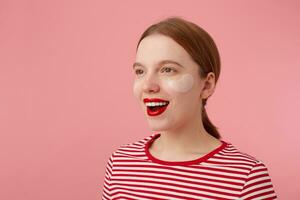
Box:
[145,102,168,107]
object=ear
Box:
[200,72,216,99]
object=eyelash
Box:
[162,67,176,72]
[134,66,177,76]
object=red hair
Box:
[136,17,221,139]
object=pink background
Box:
[1,0,299,199]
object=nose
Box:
[142,74,160,94]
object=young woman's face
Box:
[133,34,210,131]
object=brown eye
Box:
[135,69,144,75]
[161,67,176,73]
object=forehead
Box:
[135,34,193,66]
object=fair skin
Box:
[133,34,222,162]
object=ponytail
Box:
[202,99,221,139]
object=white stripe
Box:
[111,175,242,189]
[213,154,257,163]
[114,160,249,173]
[112,192,153,200]
[110,185,238,200]
[244,176,272,187]
[101,188,111,198]
[248,170,269,179]
[118,147,144,151]
[113,170,245,184]
[115,151,147,156]
[111,188,189,200]
[209,157,255,165]
[242,181,273,193]
[113,164,248,179]
[110,179,241,195]
[201,162,250,173]
[101,193,110,200]
[242,187,275,199]
[205,163,254,170]
[114,160,249,174]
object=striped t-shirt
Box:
[101,133,277,199]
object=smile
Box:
[143,98,169,116]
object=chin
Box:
[149,123,170,131]
[149,127,165,132]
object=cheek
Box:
[133,79,142,98]
[164,74,194,93]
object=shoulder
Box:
[220,141,275,185]
[221,142,278,198]
[220,141,277,195]
[213,140,273,174]
[108,133,154,160]
[220,140,265,164]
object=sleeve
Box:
[101,152,114,200]
[240,160,277,199]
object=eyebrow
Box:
[132,59,184,69]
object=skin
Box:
[133,34,221,162]
[165,74,194,93]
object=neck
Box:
[153,116,220,154]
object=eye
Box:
[134,68,144,76]
[161,67,177,74]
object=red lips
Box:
[143,98,169,116]
[143,98,168,102]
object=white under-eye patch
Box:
[165,74,194,93]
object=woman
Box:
[101,17,277,199]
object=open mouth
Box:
[143,98,169,116]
